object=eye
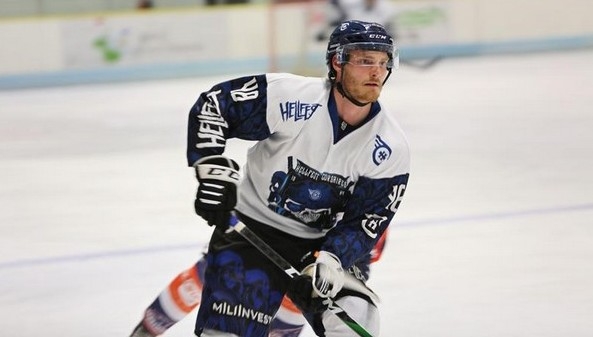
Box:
[349,57,390,68]
[360,58,376,66]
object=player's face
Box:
[339,50,389,103]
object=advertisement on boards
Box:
[393,1,451,46]
[60,13,229,69]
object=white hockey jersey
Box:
[187,73,409,268]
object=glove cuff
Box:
[305,250,345,299]
[315,251,342,270]
[195,155,240,184]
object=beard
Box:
[341,72,382,104]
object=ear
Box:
[332,55,343,73]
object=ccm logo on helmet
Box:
[368,34,388,40]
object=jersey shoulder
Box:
[264,73,331,133]
[265,73,328,91]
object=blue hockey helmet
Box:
[326,20,398,81]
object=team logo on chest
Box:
[279,101,322,121]
[267,157,353,230]
[372,135,392,165]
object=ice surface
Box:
[1,50,592,337]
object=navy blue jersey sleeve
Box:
[187,75,272,166]
[321,173,409,269]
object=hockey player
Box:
[129,231,388,337]
[138,20,409,337]
[188,20,409,337]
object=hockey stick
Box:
[229,218,375,337]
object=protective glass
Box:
[336,42,400,70]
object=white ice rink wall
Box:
[0,0,592,89]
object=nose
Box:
[369,66,381,78]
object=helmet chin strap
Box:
[336,82,370,107]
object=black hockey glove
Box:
[194,155,240,228]
[286,251,345,313]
